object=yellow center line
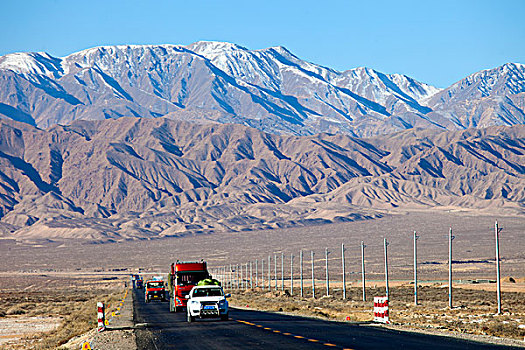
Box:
[235,319,345,348]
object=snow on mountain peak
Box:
[0,52,63,77]
[446,62,525,97]
[188,41,247,55]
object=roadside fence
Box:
[208,221,518,315]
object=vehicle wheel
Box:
[187,312,194,323]
[221,313,229,321]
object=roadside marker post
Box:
[97,302,105,332]
[373,296,390,324]
[255,259,258,288]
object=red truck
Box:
[144,279,167,303]
[168,261,209,312]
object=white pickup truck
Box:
[186,285,230,322]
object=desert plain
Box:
[0,210,524,348]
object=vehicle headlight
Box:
[190,300,199,305]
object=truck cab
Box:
[168,261,209,312]
[144,279,167,303]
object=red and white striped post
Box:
[373,296,389,324]
[97,302,105,332]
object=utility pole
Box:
[255,259,258,288]
[414,231,419,305]
[281,252,284,291]
[241,264,244,289]
[495,221,503,314]
[261,258,264,290]
[250,261,253,289]
[311,251,316,298]
[300,250,304,297]
[325,248,330,296]
[342,243,346,299]
[247,262,250,289]
[274,254,277,290]
[237,264,240,289]
[290,253,294,296]
[448,228,455,308]
[384,238,389,300]
[229,264,232,289]
[268,255,271,290]
[361,241,366,302]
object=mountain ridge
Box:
[2,41,522,137]
[0,117,523,242]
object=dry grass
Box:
[0,275,126,349]
[228,285,525,340]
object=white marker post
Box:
[97,302,105,332]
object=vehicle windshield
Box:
[177,272,208,286]
[147,281,164,288]
[192,288,224,297]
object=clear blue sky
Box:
[1,0,524,87]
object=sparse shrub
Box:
[7,306,27,315]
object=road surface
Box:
[132,289,521,350]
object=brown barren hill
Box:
[0,117,523,242]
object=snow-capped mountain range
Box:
[0,41,524,136]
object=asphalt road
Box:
[132,289,521,350]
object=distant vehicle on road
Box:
[131,274,144,288]
[144,279,167,303]
[168,261,210,312]
[186,285,230,322]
